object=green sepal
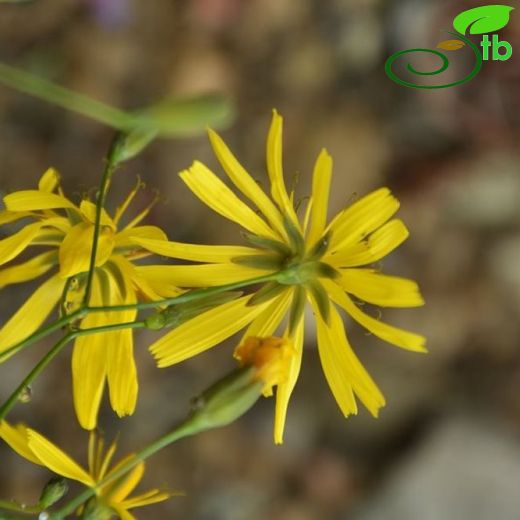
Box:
[307,230,332,260]
[188,367,263,431]
[282,215,305,257]
[288,286,306,335]
[232,254,282,271]
[312,261,340,280]
[242,233,292,257]
[307,280,330,323]
[247,283,286,306]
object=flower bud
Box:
[38,476,68,509]
[188,367,263,431]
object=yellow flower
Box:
[234,336,295,397]
[0,421,174,519]
[0,169,179,429]
[139,110,426,443]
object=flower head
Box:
[0,421,174,518]
[140,110,426,443]
[234,336,294,397]
[0,169,179,429]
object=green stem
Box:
[0,62,133,129]
[88,271,282,313]
[50,417,199,519]
[0,309,85,364]
[0,499,40,516]
[0,321,145,421]
[0,334,72,421]
[82,134,125,306]
[0,272,283,364]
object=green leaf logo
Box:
[453,5,514,35]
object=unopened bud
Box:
[38,476,68,509]
[188,367,262,431]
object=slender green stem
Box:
[50,418,198,519]
[0,272,283,365]
[0,499,40,516]
[0,62,133,129]
[87,271,282,313]
[0,321,145,421]
[82,134,125,306]
[0,334,73,421]
[0,309,85,364]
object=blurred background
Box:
[1,0,520,519]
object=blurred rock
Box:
[352,416,520,520]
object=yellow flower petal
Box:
[0,251,57,289]
[180,161,278,239]
[118,257,180,300]
[0,210,32,226]
[241,289,292,339]
[104,265,138,419]
[323,280,427,352]
[0,421,42,465]
[327,219,409,267]
[79,200,115,230]
[136,264,268,288]
[38,168,60,193]
[4,190,75,211]
[327,188,399,251]
[107,461,144,503]
[266,110,300,229]
[315,304,385,417]
[274,309,304,444]
[306,149,332,246]
[340,268,424,307]
[26,429,95,487]
[116,226,168,248]
[121,489,173,508]
[72,275,108,430]
[0,222,43,266]
[111,505,136,520]
[0,274,65,357]
[130,237,258,263]
[59,222,115,278]
[72,335,107,430]
[208,128,286,239]
[150,296,270,367]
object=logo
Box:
[385,5,514,89]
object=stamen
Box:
[114,177,145,226]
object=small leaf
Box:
[453,5,514,35]
[436,39,466,51]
